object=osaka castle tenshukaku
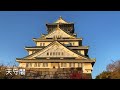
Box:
[16,16,96,78]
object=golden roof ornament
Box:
[54,16,68,24]
[59,16,62,19]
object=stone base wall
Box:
[24,68,92,79]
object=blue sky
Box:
[0,11,120,79]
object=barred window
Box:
[58,52,60,55]
[43,43,45,46]
[26,63,29,67]
[38,63,41,67]
[47,52,64,56]
[69,63,75,67]
[61,52,64,55]
[40,43,42,46]
[61,63,66,67]
[47,52,49,55]
[78,63,81,67]
[43,63,48,67]
[53,52,55,55]
[34,63,37,67]
[28,63,32,67]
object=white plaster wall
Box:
[82,63,92,73]
[36,42,51,46]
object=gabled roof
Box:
[21,41,88,60]
[54,16,68,24]
[42,24,76,39]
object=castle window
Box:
[34,63,37,67]
[42,63,45,67]
[28,63,32,67]
[47,52,49,55]
[30,63,32,67]
[50,52,52,55]
[43,43,45,46]
[38,63,40,67]
[27,63,29,67]
[58,52,60,55]
[40,43,42,46]
[56,52,57,55]
[69,63,75,67]
[61,63,66,67]
[53,52,55,55]
[61,52,64,55]
[78,63,81,67]
[26,63,28,67]
[43,63,48,67]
